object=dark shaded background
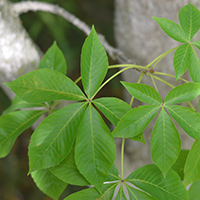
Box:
[0,0,123,199]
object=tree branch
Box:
[13,1,133,64]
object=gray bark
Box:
[114,0,200,177]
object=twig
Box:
[13,1,133,63]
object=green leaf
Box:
[153,17,189,43]
[75,104,116,192]
[38,41,67,75]
[93,97,131,126]
[115,184,126,200]
[28,102,87,173]
[179,3,200,41]
[188,179,200,200]
[164,82,200,105]
[31,168,67,200]
[126,164,189,200]
[166,105,200,140]
[192,40,200,49]
[64,187,100,200]
[121,82,162,105]
[173,44,192,80]
[151,107,181,176]
[188,46,200,83]
[105,164,120,182]
[112,105,160,138]
[0,110,45,158]
[50,147,90,186]
[184,140,200,186]
[4,69,86,103]
[3,95,46,115]
[129,132,146,144]
[126,184,157,200]
[99,183,118,200]
[172,150,189,181]
[81,26,108,99]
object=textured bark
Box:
[114,0,200,177]
[0,0,42,98]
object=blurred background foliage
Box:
[0,0,124,199]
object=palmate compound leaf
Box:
[31,168,67,200]
[179,3,200,41]
[164,82,200,105]
[151,107,181,176]
[121,82,162,105]
[184,140,200,186]
[92,97,131,126]
[0,110,45,158]
[126,164,189,200]
[115,184,126,200]
[75,104,116,193]
[152,17,189,43]
[81,26,108,99]
[166,105,200,140]
[173,44,192,80]
[4,69,87,103]
[38,41,67,75]
[112,105,160,138]
[28,102,87,173]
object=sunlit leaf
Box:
[81,26,108,99]
[184,140,200,186]
[121,82,162,105]
[38,41,67,75]
[93,97,131,126]
[129,132,146,144]
[164,82,200,105]
[115,184,126,200]
[4,69,86,103]
[75,104,116,192]
[166,105,200,140]
[28,102,87,173]
[31,168,67,200]
[151,107,181,176]
[112,105,160,138]
[153,17,189,43]
[0,110,45,158]
[126,164,189,200]
[188,179,200,200]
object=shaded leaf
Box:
[105,164,120,182]
[28,102,87,173]
[81,26,108,99]
[31,168,67,200]
[184,140,200,186]
[75,104,116,192]
[38,41,67,75]
[173,44,192,80]
[164,82,200,105]
[151,107,181,176]
[112,105,160,138]
[115,184,126,200]
[93,97,131,126]
[50,147,90,186]
[0,110,45,158]
[3,95,46,115]
[172,150,189,181]
[179,3,200,40]
[166,105,200,140]
[121,82,162,105]
[4,69,86,103]
[153,17,189,43]
[126,164,189,200]
[129,132,146,144]
[126,184,157,200]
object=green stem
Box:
[91,67,133,100]
[74,76,82,84]
[146,46,178,68]
[151,75,175,88]
[108,64,147,70]
[150,74,158,92]
[121,138,125,180]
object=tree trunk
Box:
[114,0,200,177]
